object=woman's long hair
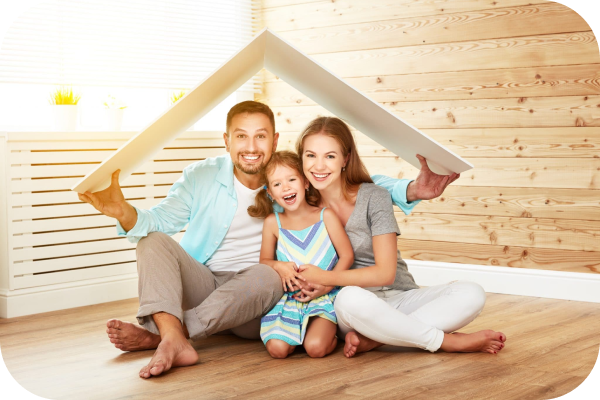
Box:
[248,150,316,219]
[295,117,372,205]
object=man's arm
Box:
[371,175,420,216]
[79,167,194,244]
[371,154,460,216]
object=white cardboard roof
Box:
[72,28,473,193]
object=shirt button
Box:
[224,224,227,228]
[215,241,218,244]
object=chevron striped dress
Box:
[260,208,341,346]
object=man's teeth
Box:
[243,155,259,160]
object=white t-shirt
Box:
[205,175,264,272]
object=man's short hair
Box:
[226,101,276,136]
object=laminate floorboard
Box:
[1,293,598,400]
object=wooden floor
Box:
[1,293,599,400]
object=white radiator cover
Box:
[0,131,227,318]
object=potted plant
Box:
[103,95,127,131]
[49,86,81,131]
[170,90,187,104]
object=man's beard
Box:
[233,152,265,175]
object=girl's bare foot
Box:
[138,333,199,379]
[343,331,383,358]
[440,330,507,354]
[106,319,161,351]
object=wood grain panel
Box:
[272,3,588,54]
[272,94,600,130]
[398,238,600,274]
[396,212,600,252]
[262,0,553,31]
[1,295,598,399]
[261,64,600,102]
[409,186,600,221]
[306,32,598,78]
[361,157,600,189]
[278,127,600,158]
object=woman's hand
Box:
[292,282,334,303]
[296,264,327,285]
[273,261,302,292]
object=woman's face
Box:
[302,134,346,191]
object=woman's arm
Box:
[259,214,302,292]
[298,232,397,287]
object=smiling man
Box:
[78,101,458,379]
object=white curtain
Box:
[0,0,261,91]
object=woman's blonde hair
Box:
[248,150,316,219]
[295,117,373,205]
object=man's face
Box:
[224,112,279,175]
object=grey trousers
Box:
[135,232,284,341]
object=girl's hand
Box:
[293,283,334,303]
[274,261,302,292]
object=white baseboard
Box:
[0,275,138,318]
[407,260,600,303]
[1,262,598,318]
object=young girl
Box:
[248,151,354,359]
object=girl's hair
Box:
[295,117,373,205]
[248,150,316,219]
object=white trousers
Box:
[334,281,486,352]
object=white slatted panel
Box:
[7,131,227,290]
[0,0,261,92]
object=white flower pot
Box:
[104,108,125,131]
[52,105,78,131]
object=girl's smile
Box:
[268,164,309,212]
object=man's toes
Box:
[107,319,121,329]
[149,361,167,376]
[139,366,151,379]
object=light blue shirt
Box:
[116,154,420,264]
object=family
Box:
[78,101,506,379]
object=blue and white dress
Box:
[260,208,341,346]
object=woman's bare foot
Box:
[344,331,383,358]
[138,333,199,379]
[106,319,161,351]
[440,330,507,354]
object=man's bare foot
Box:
[440,330,507,354]
[138,333,199,379]
[343,331,383,358]
[106,319,161,352]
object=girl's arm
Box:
[259,214,302,292]
[322,208,354,271]
[298,233,397,287]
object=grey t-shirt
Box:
[344,183,419,292]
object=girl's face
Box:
[267,164,309,212]
[302,134,346,191]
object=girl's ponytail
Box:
[248,187,274,219]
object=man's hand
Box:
[406,154,460,202]
[77,169,136,230]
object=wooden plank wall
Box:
[258,0,600,275]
